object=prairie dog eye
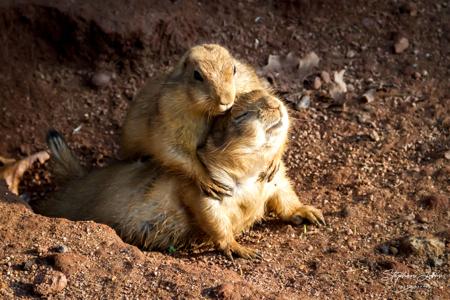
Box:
[233,65,237,75]
[194,70,204,82]
[233,111,250,123]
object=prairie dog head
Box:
[169,44,237,115]
[200,90,288,176]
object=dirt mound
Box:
[1,181,280,298]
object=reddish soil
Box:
[1,0,449,299]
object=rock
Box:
[415,214,429,224]
[307,245,314,251]
[295,95,310,110]
[405,212,416,222]
[33,245,47,256]
[34,270,68,296]
[444,150,450,160]
[389,246,398,255]
[290,215,304,225]
[379,244,390,255]
[356,112,371,124]
[284,224,295,235]
[340,205,351,218]
[22,260,34,271]
[347,84,355,92]
[399,236,445,258]
[347,240,356,251]
[346,49,356,58]
[427,257,444,267]
[215,282,241,300]
[54,245,69,253]
[91,71,112,88]
[394,37,409,54]
[313,76,322,90]
[369,130,380,142]
[361,89,376,103]
[320,71,331,84]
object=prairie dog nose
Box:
[220,98,233,106]
[265,96,280,109]
[218,92,235,106]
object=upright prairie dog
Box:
[36,90,324,258]
[121,44,267,198]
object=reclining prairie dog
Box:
[121,44,267,198]
[36,90,324,258]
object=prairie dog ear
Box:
[170,52,190,79]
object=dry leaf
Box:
[0,151,50,195]
[263,52,299,74]
[329,69,347,100]
[333,70,347,92]
[262,51,320,80]
[298,51,320,77]
[263,55,283,73]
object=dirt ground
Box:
[0,0,449,299]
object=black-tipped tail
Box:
[46,129,85,181]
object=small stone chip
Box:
[34,270,67,295]
[394,37,409,54]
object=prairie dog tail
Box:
[47,129,85,182]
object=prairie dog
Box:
[121,44,266,198]
[36,91,324,258]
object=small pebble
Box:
[427,257,444,267]
[320,71,331,83]
[399,236,444,257]
[347,84,355,92]
[444,150,450,160]
[313,77,322,90]
[346,50,356,58]
[405,213,415,222]
[340,206,351,218]
[295,95,311,110]
[91,71,112,88]
[389,246,398,255]
[369,130,380,142]
[357,112,371,124]
[34,270,67,295]
[55,245,69,253]
[347,242,356,251]
[415,214,429,224]
[22,260,34,271]
[379,244,390,255]
[394,37,409,54]
[307,245,314,251]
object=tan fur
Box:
[36,90,324,257]
[121,44,267,198]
